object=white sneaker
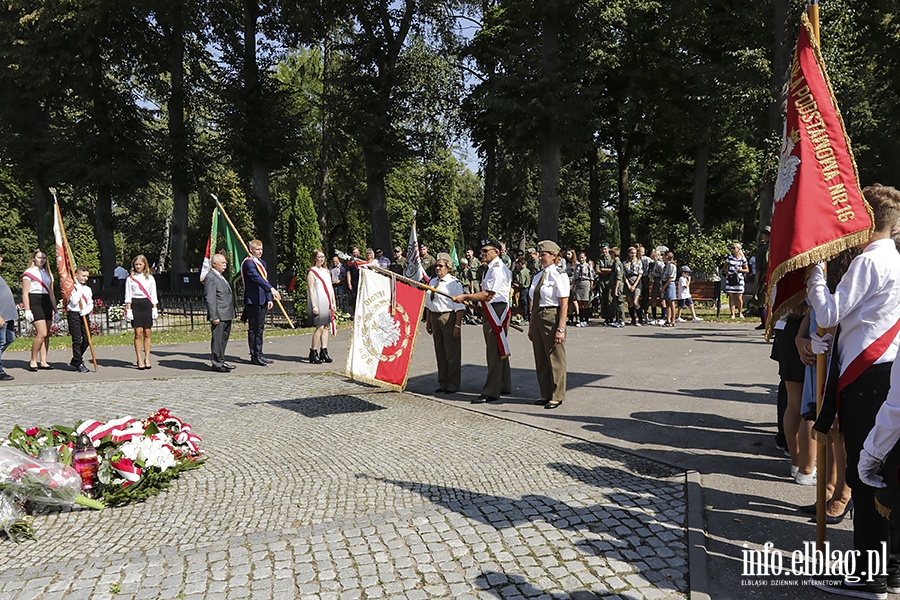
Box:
[676,317,686,323]
[790,465,799,478]
[692,317,704,322]
[795,471,816,486]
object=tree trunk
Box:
[362,145,392,253]
[615,140,631,248]
[31,176,51,250]
[536,8,561,242]
[243,0,277,275]
[316,32,334,253]
[759,0,791,230]
[691,123,712,229]
[94,183,117,296]
[588,148,601,259]
[479,142,496,241]
[167,7,189,277]
[537,134,561,241]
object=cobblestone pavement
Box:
[0,373,687,600]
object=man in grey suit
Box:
[205,254,236,372]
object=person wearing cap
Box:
[419,244,436,279]
[389,247,406,275]
[623,246,643,326]
[675,265,702,323]
[528,240,569,409]
[460,250,482,324]
[607,247,625,327]
[526,248,539,276]
[594,244,612,324]
[452,238,512,403]
[424,253,466,394]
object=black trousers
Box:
[840,363,900,581]
[246,305,267,360]
[211,320,232,368]
[68,311,89,365]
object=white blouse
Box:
[23,266,52,295]
[529,266,571,308]
[425,275,465,313]
[125,275,158,304]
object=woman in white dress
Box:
[21,249,57,371]
[125,255,158,369]
[306,249,336,364]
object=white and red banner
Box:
[52,198,76,304]
[404,213,426,282]
[346,268,426,391]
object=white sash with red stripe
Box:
[129,276,154,301]
[241,257,268,282]
[22,271,52,295]
[838,315,900,392]
[482,301,511,358]
[309,268,337,335]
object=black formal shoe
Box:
[260,356,273,364]
[250,358,268,366]
[223,363,236,370]
[76,364,89,374]
[319,348,333,363]
[27,365,38,372]
[0,372,14,381]
[471,395,496,404]
[434,388,448,394]
[308,349,322,364]
[38,364,54,370]
[798,503,817,515]
[544,401,562,410]
[534,399,549,405]
[211,365,230,372]
[824,499,854,525]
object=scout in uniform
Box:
[528,241,569,410]
[424,253,466,394]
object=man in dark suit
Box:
[242,239,281,366]
[205,254,236,372]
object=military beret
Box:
[480,238,502,251]
[436,252,452,263]
[537,240,561,254]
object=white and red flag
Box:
[766,12,873,331]
[52,196,76,304]
[403,212,425,282]
[346,268,426,391]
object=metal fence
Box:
[14,291,309,338]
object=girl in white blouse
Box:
[21,249,57,371]
[124,255,158,369]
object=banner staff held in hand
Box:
[333,249,524,333]
[209,195,293,329]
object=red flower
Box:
[25,427,38,436]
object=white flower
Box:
[119,436,177,472]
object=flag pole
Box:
[806,0,828,554]
[211,196,295,329]
[50,190,98,371]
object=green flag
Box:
[450,245,459,270]
[201,207,249,294]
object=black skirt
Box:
[131,297,153,329]
[29,293,53,322]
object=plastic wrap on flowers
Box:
[0,447,82,505]
[0,487,34,542]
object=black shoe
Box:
[259,356,273,364]
[211,365,230,372]
[811,578,886,599]
[755,323,766,330]
[471,395,496,404]
[76,364,89,374]
[799,503,817,515]
[824,499,854,525]
[887,572,900,594]
[38,364,53,370]
[319,348,333,363]
[534,399,549,405]
[223,363,236,370]
[0,372,14,381]
[545,401,562,410]
[26,365,38,372]
[250,358,267,366]
[308,349,322,364]
[435,388,448,394]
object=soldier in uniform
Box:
[528,241,569,410]
[453,238,512,404]
[390,246,406,275]
[419,243,437,279]
[594,243,613,324]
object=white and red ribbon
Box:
[481,301,511,358]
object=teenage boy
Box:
[67,266,94,373]
[809,184,900,599]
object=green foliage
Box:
[275,181,322,274]
[666,215,732,281]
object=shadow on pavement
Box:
[236,394,387,418]
[475,572,613,599]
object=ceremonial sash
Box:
[482,300,511,358]
[309,268,337,335]
[241,257,268,281]
[838,315,900,394]
[22,271,52,295]
[129,276,154,302]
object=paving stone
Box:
[0,373,687,599]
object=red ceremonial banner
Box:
[346,268,426,391]
[53,199,76,304]
[766,13,872,331]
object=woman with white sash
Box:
[22,249,57,371]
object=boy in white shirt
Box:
[67,267,94,373]
[675,266,702,323]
